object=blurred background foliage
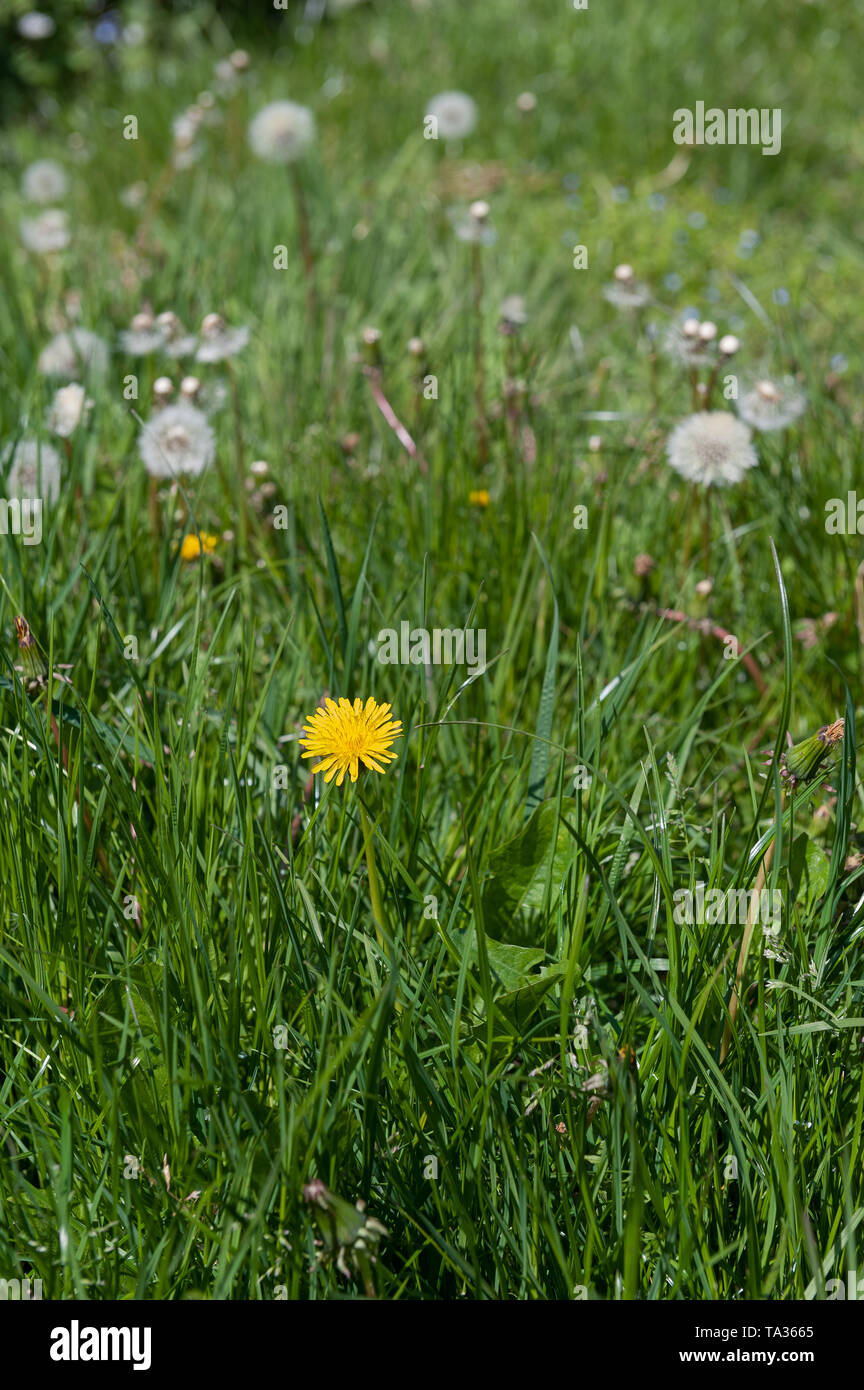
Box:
[0,0,329,121]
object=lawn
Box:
[1,0,863,1301]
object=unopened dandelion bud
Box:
[407,336,425,358]
[201,312,225,336]
[179,375,201,400]
[719,334,739,356]
[156,311,180,335]
[516,91,537,113]
[682,317,700,338]
[250,459,269,478]
[153,376,174,402]
[131,310,154,333]
[698,320,717,342]
[469,200,490,222]
[614,263,634,283]
[230,49,250,71]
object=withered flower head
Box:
[14,615,47,689]
[780,719,845,790]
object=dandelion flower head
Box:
[300,696,402,786]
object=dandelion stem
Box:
[291,165,317,318]
[225,359,250,553]
[472,241,488,463]
[360,802,387,950]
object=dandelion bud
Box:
[180,375,201,400]
[516,91,537,113]
[697,320,717,342]
[156,311,180,335]
[682,317,700,338]
[201,312,225,336]
[250,459,269,478]
[154,376,174,402]
[614,263,634,283]
[719,334,739,356]
[469,200,490,222]
[694,577,713,597]
[588,434,602,452]
[407,336,425,358]
[230,49,250,71]
[131,310,154,333]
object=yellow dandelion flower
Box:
[180,531,219,560]
[300,697,402,787]
[469,489,490,507]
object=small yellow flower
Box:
[300,697,402,787]
[469,489,490,507]
[179,531,219,560]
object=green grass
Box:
[1,0,864,1300]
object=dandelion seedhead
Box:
[248,101,316,163]
[603,263,651,310]
[21,159,67,203]
[195,314,250,363]
[18,11,55,39]
[665,411,758,488]
[662,314,717,369]
[37,328,109,380]
[20,208,70,254]
[300,696,402,787]
[155,312,198,358]
[3,437,62,504]
[47,383,92,438]
[737,376,807,432]
[425,90,477,140]
[138,403,215,479]
[450,200,496,245]
[499,294,528,330]
[120,310,166,356]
